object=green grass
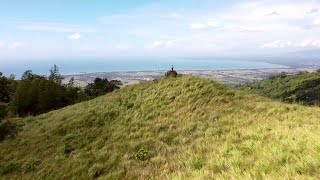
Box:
[240,71,320,105]
[1,76,320,179]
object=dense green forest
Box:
[240,70,320,106]
[0,65,121,118]
[0,73,16,121]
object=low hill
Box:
[241,71,320,105]
[1,76,320,179]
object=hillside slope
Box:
[241,71,320,105]
[1,76,320,179]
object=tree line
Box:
[0,65,121,119]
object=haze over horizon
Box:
[1,0,320,62]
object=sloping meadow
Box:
[1,76,320,179]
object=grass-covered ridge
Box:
[241,71,320,105]
[1,76,320,179]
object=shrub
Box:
[135,148,149,161]
[84,78,121,97]
[0,103,7,121]
[192,156,206,170]
[0,162,22,175]
[0,120,18,141]
[24,159,41,172]
[63,134,76,156]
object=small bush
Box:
[192,156,206,170]
[24,159,41,172]
[104,110,119,121]
[0,162,22,175]
[0,103,7,121]
[63,134,76,156]
[64,144,74,156]
[135,148,149,161]
[0,120,18,141]
[126,102,134,109]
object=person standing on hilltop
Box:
[166,65,178,77]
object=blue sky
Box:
[0,0,320,61]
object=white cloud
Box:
[100,15,134,23]
[312,19,320,26]
[5,0,320,58]
[306,19,320,29]
[94,1,320,55]
[8,42,22,49]
[188,1,317,32]
[0,42,5,48]
[266,11,280,16]
[166,40,175,48]
[307,8,318,14]
[189,21,219,30]
[150,40,178,49]
[100,12,183,24]
[151,41,165,48]
[230,1,318,20]
[262,40,292,48]
[115,44,131,50]
[262,39,320,49]
[0,41,23,50]
[67,33,81,40]
[300,39,320,48]
[189,23,208,30]
[168,13,183,19]
[18,22,96,32]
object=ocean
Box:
[1,58,287,78]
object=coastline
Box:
[62,67,318,87]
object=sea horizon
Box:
[2,58,289,78]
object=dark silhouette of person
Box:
[165,65,178,77]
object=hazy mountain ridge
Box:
[264,49,320,68]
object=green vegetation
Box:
[1,65,121,118]
[0,72,16,121]
[9,66,83,117]
[1,76,320,179]
[84,78,121,97]
[241,71,320,105]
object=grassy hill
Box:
[1,76,320,179]
[241,71,320,105]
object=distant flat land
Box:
[62,67,318,87]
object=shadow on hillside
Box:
[0,121,20,142]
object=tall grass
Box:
[1,76,320,179]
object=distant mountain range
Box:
[265,49,320,67]
[184,49,320,68]
[286,49,320,61]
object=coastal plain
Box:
[63,68,317,87]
